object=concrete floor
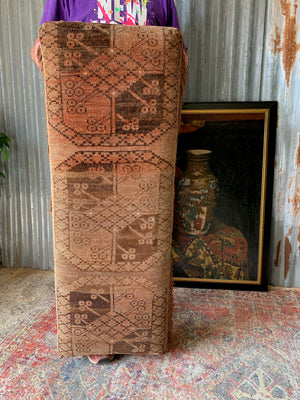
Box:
[0,266,54,340]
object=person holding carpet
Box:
[31,0,187,365]
[31,0,183,70]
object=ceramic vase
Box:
[176,149,219,236]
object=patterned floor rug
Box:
[0,287,299,400]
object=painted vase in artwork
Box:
[176,149,219,236]
[173,149,249,281]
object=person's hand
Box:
[31,38,43,71]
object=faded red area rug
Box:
[0,288,299,399]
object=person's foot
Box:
[88,355,114,364]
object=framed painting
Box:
[172,102,277,290]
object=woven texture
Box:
[1,286,299,399]
[39,22,184,356]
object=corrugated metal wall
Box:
[0,0,299,286]
[0,0,53,269]
[261,0,300,287]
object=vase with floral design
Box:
[176,149,219,236]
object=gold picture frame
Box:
[173,102,277,290]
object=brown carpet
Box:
[39,22,185,356]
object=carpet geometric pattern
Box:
[0,288,299,399]
[39,22,185,356]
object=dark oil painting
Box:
[172,102,277,290]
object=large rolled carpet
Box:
[39,22,185,356]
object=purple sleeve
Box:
[167,0,181,30]
[40,0,66,24]
[147,0,181,30]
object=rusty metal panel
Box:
[0,0,299,286]
[261,0,300,287]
